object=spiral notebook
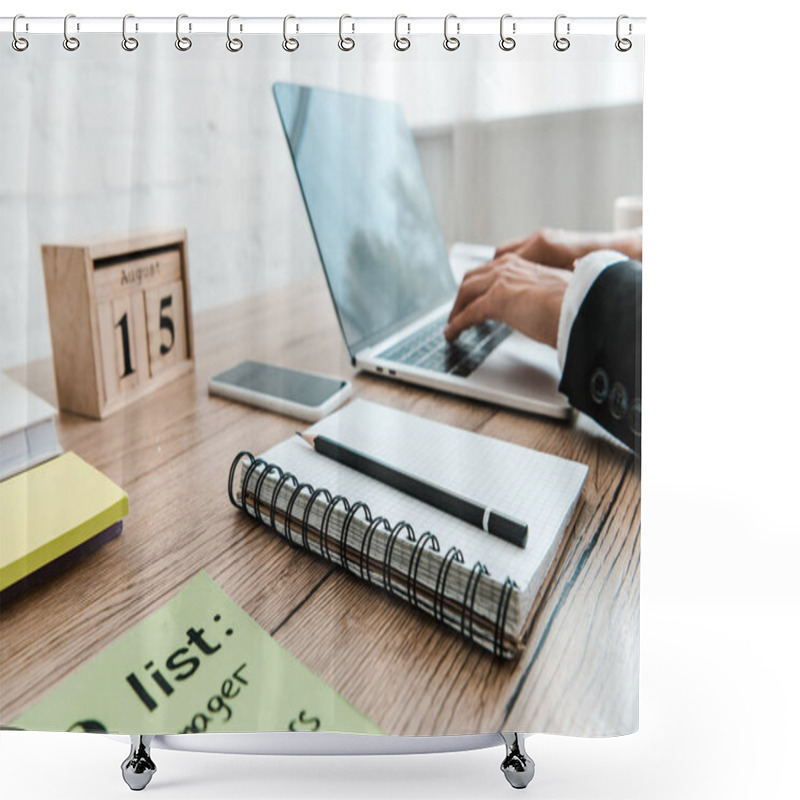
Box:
[229,399,588,659]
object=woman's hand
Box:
[444,253,571,349]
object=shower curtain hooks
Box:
[63,14,80,51]
[553,14,570,51]
[499,14,516,51]
[226,15,243,51]
[443,14,460,51]
[615,15,632,51]
[283,15,299,52]
[11,14,29,51]
[121,14,138,51]
[338,14,355,51]
[394,15,410,51]
[175,14,192,51]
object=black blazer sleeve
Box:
[558,260,642,453]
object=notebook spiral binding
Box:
[228,450,518,659]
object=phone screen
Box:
[211,361,347,407]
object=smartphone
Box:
[208,361,352,422]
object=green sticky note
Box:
[11,571,382,735]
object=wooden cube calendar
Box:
[42,230,194,419]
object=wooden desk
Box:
[1,278,639,736]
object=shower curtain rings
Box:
[226,15,242,51]
[394,15,410,51]
[12,14,29,51]
[499,14,515,51]
[615,15,632,51]
[443,14,460,51]
[338,14,355,51]
[121,14,138,51]
[63,14,80,51]
[283,15,299,52]
[553,14,570,51]
[175,14,192,51]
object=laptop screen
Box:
[273,83,456,356]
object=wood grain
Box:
[1,277,639,736]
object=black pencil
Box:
[297,432,528,548]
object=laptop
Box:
[273,82,570,419]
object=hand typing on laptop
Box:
[493,228,642,270]
[445,227,642,345]
[445,228,643,452]
[444,253,570,348]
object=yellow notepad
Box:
[0,451,128,594]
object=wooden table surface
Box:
[1,278,639,736]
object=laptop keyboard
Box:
[377,315,512,378]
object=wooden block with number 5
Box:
[146,280,188,377]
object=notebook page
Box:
[258,399,587,594]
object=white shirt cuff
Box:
[557,250,631,371]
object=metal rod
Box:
[0,16,646,36]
